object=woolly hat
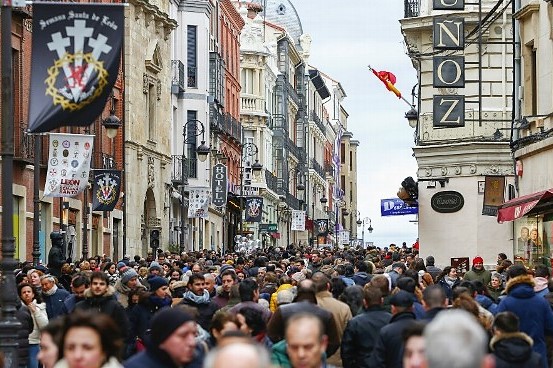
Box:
[148,276,168,292]
[219,264,235,275]
[291,271,306,283]
[276,289,295,305]
[472,256,484,265]
[149,261,162,272]
[120,267,138,284]
[151,308,194,345]
[117,261,127,270]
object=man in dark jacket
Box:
[178,273,220,330]
[75,271,129,339]
[124,308,204,368]
[15,303,33,367]
[351,261,372,287]
[422,284,447,321]
[62,274,89,314]
[41,274,70,319]
[425,256,442,282]
[341,285,392,368]
[497,265,553,368]
[491,311,543,368]
[370,290,417,368]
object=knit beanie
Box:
[149,261,162,272]
[148,276,168,292]
[117,261,127,270]
[120,267,138,284]
[472,256,484,265]
[219,264,235,275]
[151,308,194,345]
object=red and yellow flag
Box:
[369,66,402,98]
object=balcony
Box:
[265,169,278,193]
[324,163,334,176]
[222,113,242,143]
[187,66,197,88]
[14,125,35,164]
[171,155,184,185]
[310,158,326,180]
[286,137,303,160]
[209,106,224,132]
[171,60,185,95]
[241,94,265,115]
[286,192,301,210]
[310,110,326,134]
[404,0,420,18]
[286,81,300,106]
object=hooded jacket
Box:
[497,274,553,368]
[490,332,543,368]
[114,279,147,309]
[352,272,372,287]
[123,339,205,368]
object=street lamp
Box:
[356,216,373,246]
[238,142,263,240]
[405,84,419,128]
[180,119,210,254]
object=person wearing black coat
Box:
[47,232,66,278]
[341,286,392,368]
[15,303,33,367]
[490,311,544,368]
[370,291,418,368]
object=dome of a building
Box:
[251,0,303,43]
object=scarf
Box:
[182,289,210,305]
[43,284,58,296]
[149,295,172,308]
[445,276,457,287]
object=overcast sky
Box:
[292,1,419,247]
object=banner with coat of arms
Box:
[28,3,124,133]
[92,170,121,211]
[245,197,263,223]
[44,133,94,197]
[188,187,210,219]
[315,219,329,236]
[291,210,306,231]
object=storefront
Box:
[497,189,553,266]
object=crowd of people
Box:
[4,240,553,368]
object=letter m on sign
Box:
[433,17,464,50]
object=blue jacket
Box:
[43,287,70,320]
[475,294,499,315]
[497,275,553,368]
[124,343,204,368]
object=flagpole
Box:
[367,65,413,108]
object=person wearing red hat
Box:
[463,256,492,286]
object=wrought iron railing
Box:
[171,60,185,94]
[15,125,35,163]
[187,66,197,88]
[286,81,300,106]
[265,169,278,193]
[222,113,242,142]
[286,192,301,210]
[310,158,326,180]
[286,137,303,160]
[311,110,326,133]
[171,155,184,185]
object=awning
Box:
[497,188,553,222]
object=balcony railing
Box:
[310,158,326,180]
[286,192,301,210]
[101,153,116,169]
[286,137,303,160]
[222,113,242,142]
[310,110,326,133]
[404,0,420,18]
[187,66,197,88]
[210,106,224,132]
[171,155,184,185]
[241,94,265,114]
[14,125,35,163]
[265,169,278,193]
[286,81,300,106]
[324,163,334,176]
[171,60,185,94]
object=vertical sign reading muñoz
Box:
[432,0,466,128]
[212,163,228,208]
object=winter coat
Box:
[47,244,65,278]
[463,266,492,286]
[490,332,544,368]
[497,274,553,368]
[123,343,205,368]
[15,304,32,367]
[178,292,220,330]
[370,311,417,368]
[62,293,85,314]
[114,279,147,309]
[316,290,353,366]
[26,301,48,344]
[437,277,460,304]
[487,283,504,302]
[340,306,392,368]
[169,280,187,299]
[426,265,442,282]
[352,272,372,287]
[129,294,172,340]
[43,287,70,320]
[55,357,123,368]
[270,284,294,312]
[475,294,499,315]
[534,277,549,299]
[228,301,272,323]
[75,286,130,338]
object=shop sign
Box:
[431,191,464,213]
[211,163,227,207]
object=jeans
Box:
[28,343,39,368]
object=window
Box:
[148,83,156,139]
[340,143,346,164]
[531,47,537,115]
[187,25,197,88]
[186,111,198,178]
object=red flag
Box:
[371,68,402,98]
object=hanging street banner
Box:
[92,169,121,211]
[211,163,228,207]
[339,230,350,245]
[44,133,94,197]
[245,197,263,223]
[188,187,210,219]
[29,3,124,132]
[381,198,419,216]
[291,210,306,231]
[315,219,329,236]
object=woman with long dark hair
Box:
[437,266,461,304]
[18,282,48,368]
